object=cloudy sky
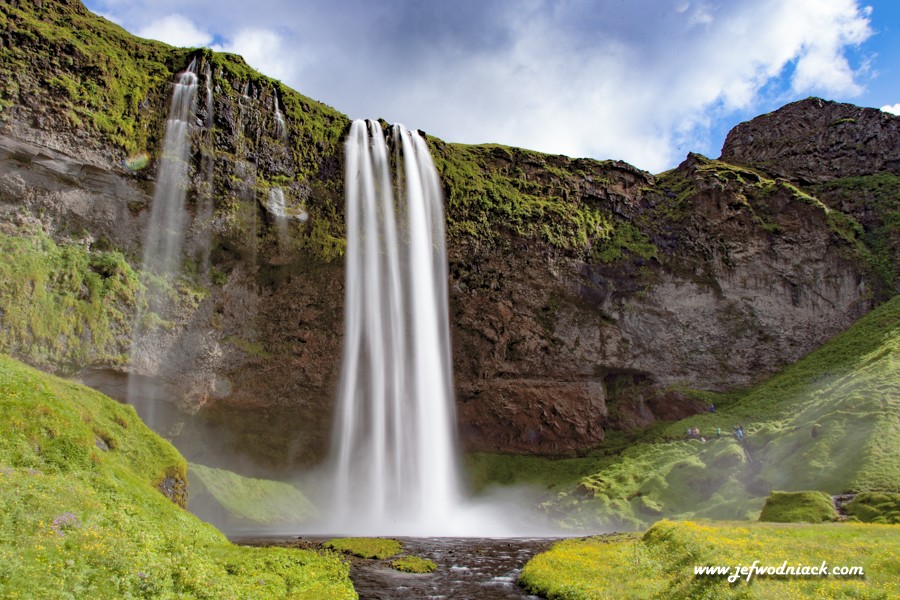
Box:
[84,0,899,173]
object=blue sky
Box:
[84,0,899,173]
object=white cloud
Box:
[882,104,900,115]
[135,14,212,48]
[363,0,874,171]
[212,29,297,84]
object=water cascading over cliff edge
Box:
[126,61,199,427]
[328,120,464,533]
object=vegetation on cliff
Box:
[808,173,900,287]
[0,354,355,598]
[0,226,145,373]
[518,520,899,599]
[0,0,185,155]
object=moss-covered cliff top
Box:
[2,0,895,277]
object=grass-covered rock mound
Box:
[519,520,900,599]
[391,556,437,574]
[0,354,355,598]
[759,491,838,523]
[324,538,402,560]
[845,492,900,524]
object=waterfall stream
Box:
[330,120,463,534]
[126,61,198,426]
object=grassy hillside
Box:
[471,295,899,530]
[0,354,355,598]
[519,520,899,599]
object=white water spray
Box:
[329,120,463,534]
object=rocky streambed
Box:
[240,536,559,599]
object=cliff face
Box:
[720,97,900,183]
[0,0,894,467]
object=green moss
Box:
[593,221,658,263]
[0,227,205,374]
[466,452,615,493]
[391,556,436,573]
[432,141,651,256]
[1,0,188,155]
[324,537,402,559]
[0,229,143,372]
[224,335,272,359]
[0,354,355,598]
[758,491,837,523]
[188,463,317,526]
[845,492,900,524]
[808,173,900,286]
[520,521,900,599]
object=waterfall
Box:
[268,186,290,250]
[126,61,198,427]
[330,119,462,533]
[272,89,286,140]
[142,61,198,276]
[203,62,214,128]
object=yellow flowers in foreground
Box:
[519,520,899,599]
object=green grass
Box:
[519,520,900,599]
[759,491,838,523]
[0,0,185,154]
[521,296,900,530]
[390,556,436,573]
[188,463,318,527]
[0,354,355,598]
[0,229,143,372]
[323,538,403,560]
[845,492,900,524]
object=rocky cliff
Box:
[0,0,894,469]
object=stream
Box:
[240,536,558,599]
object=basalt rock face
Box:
[720,98,900,290]
[448,152,878,452]
[720,98,900,184]
[0,0,893,466]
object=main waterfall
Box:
[330,120,463,533]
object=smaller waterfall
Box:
[202,62,214,128]
[272,90,286,140]
[329,120,463,533]
[127,60,199,427]
[142,61,198,276]
[195,60,215,283]
[268,186,289,249]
